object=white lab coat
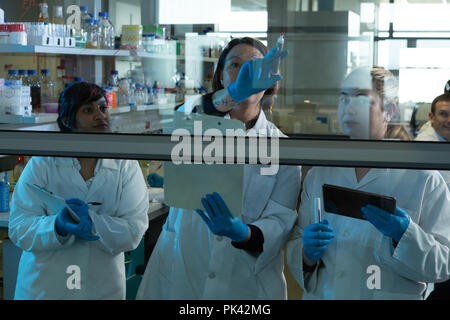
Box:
[415,123,450,188]
[137,106,301,300]
[286,167,450,300]
[9,157,149,299]
[416,122,446,142]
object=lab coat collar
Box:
[338,167,388,189]
[224,109,267,136]
[54,157,120,171]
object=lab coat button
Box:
[208,272,216,279]
[343,231,349,237]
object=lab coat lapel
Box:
[87,159,118,197]
[356,168,387,189]
[55,157,89,194]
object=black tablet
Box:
[322,184,396,220]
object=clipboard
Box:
[26,182,81,223]
[322,184,396,220]
[163,112,246,217]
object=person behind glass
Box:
[286,66,450,300]
[8,82,149,299]
[416,93,450,143]
[137,37,301,299]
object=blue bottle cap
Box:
[80,6,88,12]
[8,69,18,75]
[28,70,37,75]
[41,69,50,75]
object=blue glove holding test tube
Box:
[302,220,335,263]
[227,34,288,102]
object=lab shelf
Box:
[0,44,219,62]
[0,44,130,56]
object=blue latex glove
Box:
[147,173,164,188]
[55,198,99,241]
[362,205,410,243]
[227,46,289,102]
[302,220,335,263]
[195,192,249,242]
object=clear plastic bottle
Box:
[52,6,65,42]
[85,18,99,49]
[72,6,90,48]
[40,69,56,111]
[98,12,114,49]
[52,6,64,25]
[28,70,41,112]
[18,70,28,84]
[0,172,10,213]
[38,2,51,23]
[108,70,119,87]
[135,84,146,105]
[128,81,136,107]
[55,66,65,97]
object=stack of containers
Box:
[121,25,143,50]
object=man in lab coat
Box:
[286,67,450,300]
[416,93,450,143]
[415,93,450,189]
[415,93,450,299]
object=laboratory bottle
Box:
[40,69,56,110]
[7,70,19,81]
[13,156,25,182]
[18,70,28,85]
[55,66,65,97]
[145,86,154,105]
[128,81,136,107]
[98,12,114,49]
[52,6,64,25]
[38,2,51,23]
[62,75,73,88]
[28,70,41,112]
[72,6,89,48]
[135,84,146,105]
[52,6,65,40]
[108,70,119,87]
[85,19,99,49]
[106,13,116,49]
[0,172,10,213]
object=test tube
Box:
[314,197,322,224]
[271,33,284,75]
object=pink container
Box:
[44,103,59,113]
